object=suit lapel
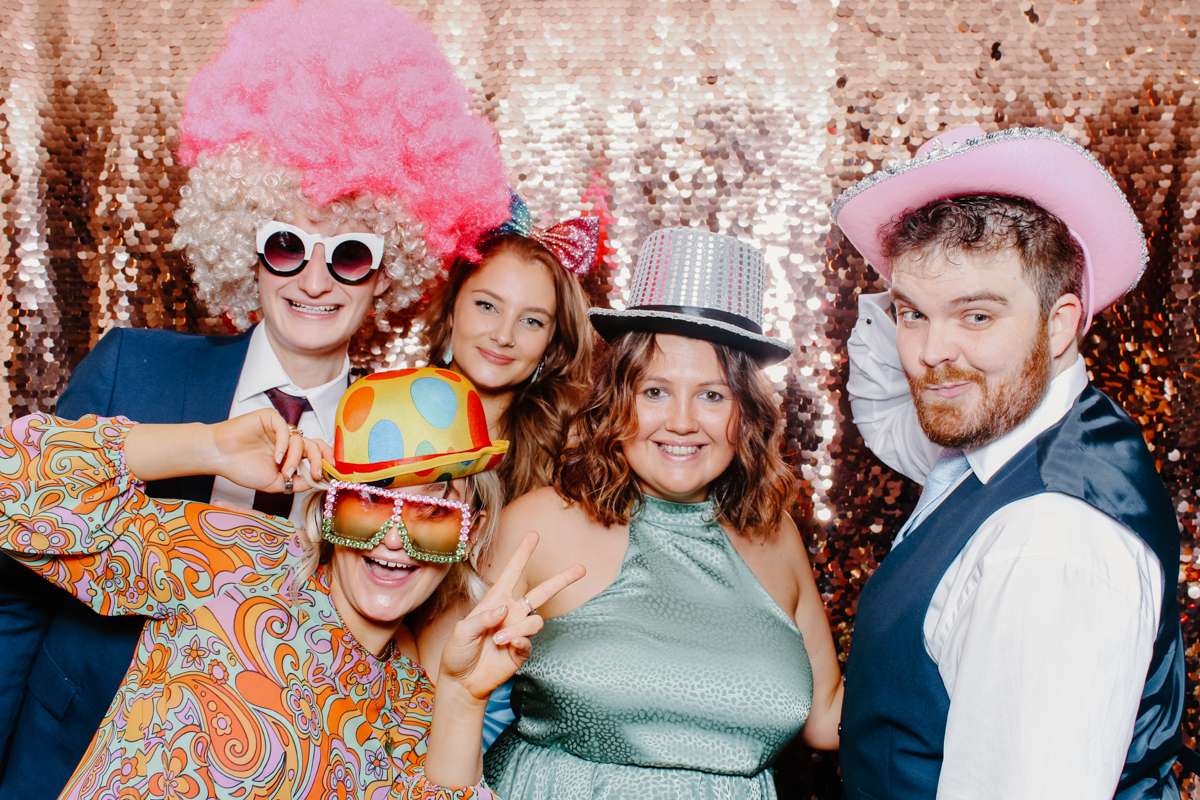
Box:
[175,326,253,503]
[180,326,254,424]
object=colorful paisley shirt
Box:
[0,414,495,800]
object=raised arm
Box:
[846,290,942,483]
[0,412,323,618]
[388,532,584,798]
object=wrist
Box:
[435,675,491,712]
[189,422,222,478]
[424,675,487,788]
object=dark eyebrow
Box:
[890,288,1008,308]
[642,375,730,388]
[948,292,1008,307]
[473,288,553,318]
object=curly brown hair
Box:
[555,331,797,539]
[881,194,1085,329]
[418,234,594,501]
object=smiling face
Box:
[257,201,391,374]
[448,249,557,396]
[326,479,469,652]
[622,334,737,505]
[891,246,1059,450]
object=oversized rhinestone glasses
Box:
[320,479,473,564]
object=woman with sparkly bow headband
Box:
[417,191,599,503]
[481,227,843,798]
[413,191,599,748]
[0,368,583,799]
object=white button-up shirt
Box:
[209,325,349,527]
[847,290,1164,800]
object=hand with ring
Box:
[205,408,331,495]
[437,531,585,701]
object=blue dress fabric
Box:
[484,495,813,799]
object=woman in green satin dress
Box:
[482,228,844,799]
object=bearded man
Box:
[834,125,1185,800]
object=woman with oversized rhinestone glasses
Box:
[0,368,582,799]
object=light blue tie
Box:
[893,448,971,546]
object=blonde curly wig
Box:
[172,142,443,331]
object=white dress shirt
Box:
[209,325,349,527]
[846,290,1165,799]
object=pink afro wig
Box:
[178,0,509,262]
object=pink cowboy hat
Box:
[830,125,1148,331]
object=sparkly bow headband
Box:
[485,190,600,276]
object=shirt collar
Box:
[236,325,351,442]
[964,354,1089,484]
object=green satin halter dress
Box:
[484,496,813,799]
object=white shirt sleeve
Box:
[928,493,1163,800]
[846,290,942,483]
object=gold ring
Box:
[283,476,294,494]
[288,425,302,437]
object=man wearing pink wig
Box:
[0,1,509,795]
[834,126,1186,799]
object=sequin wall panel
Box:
[1,0,1199,795]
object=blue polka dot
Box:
[415,440,438,457]
[410,377,457,429]
[367,420,404,463]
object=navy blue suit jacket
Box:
[0,326,252,799]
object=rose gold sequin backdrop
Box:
[2,0,1199,795]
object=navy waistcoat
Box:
[840,385,1184,800]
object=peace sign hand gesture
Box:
[439,531,585,700]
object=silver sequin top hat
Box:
[590,227,793,366]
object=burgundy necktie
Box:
[252,387,312,518]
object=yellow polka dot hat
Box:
[324,368,509,487]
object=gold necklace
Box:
[324,566,398,663]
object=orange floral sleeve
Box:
[0,413,297,618]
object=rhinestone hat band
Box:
[829,126,1149,288]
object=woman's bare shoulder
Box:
[504,485,576,519]
[483,487,597,581]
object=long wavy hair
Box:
[418,234,593,501]
[555,331,797,539]
[296,468,505,615]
